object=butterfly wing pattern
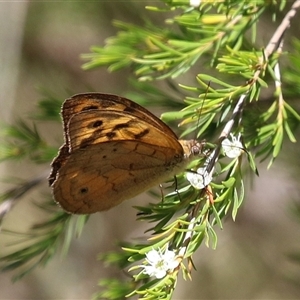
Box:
[50,93,201,214]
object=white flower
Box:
[141,246,179,279]
[222,133,243,158]
[186,167,213,189]
[190,0,201,7]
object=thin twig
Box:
[178,0,300,262]
[208,0,300,172]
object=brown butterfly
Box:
[49,93,202,214]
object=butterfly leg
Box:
[173,175,183,202]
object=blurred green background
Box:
[0,1,300,299]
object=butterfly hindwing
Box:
[53,140,185,213]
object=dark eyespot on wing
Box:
[134,128,150,139]
[113,122,129,130]
[79,187,89,194]
[86,119,103,128]
[106,132,116,139]
[92,120,103,128]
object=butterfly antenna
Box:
[194,81,211,139]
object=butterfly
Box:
[49,93,202,214]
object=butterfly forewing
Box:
[62,93,178,139]
[67,110,183,152]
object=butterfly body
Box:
[49,93,201,214]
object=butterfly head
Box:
[179,139,204,159]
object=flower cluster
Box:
[221,133,243,158]
[139,246,179,279]
[186,167,212,189]
[186,134,243,189]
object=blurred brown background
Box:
[0,1,300,299]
